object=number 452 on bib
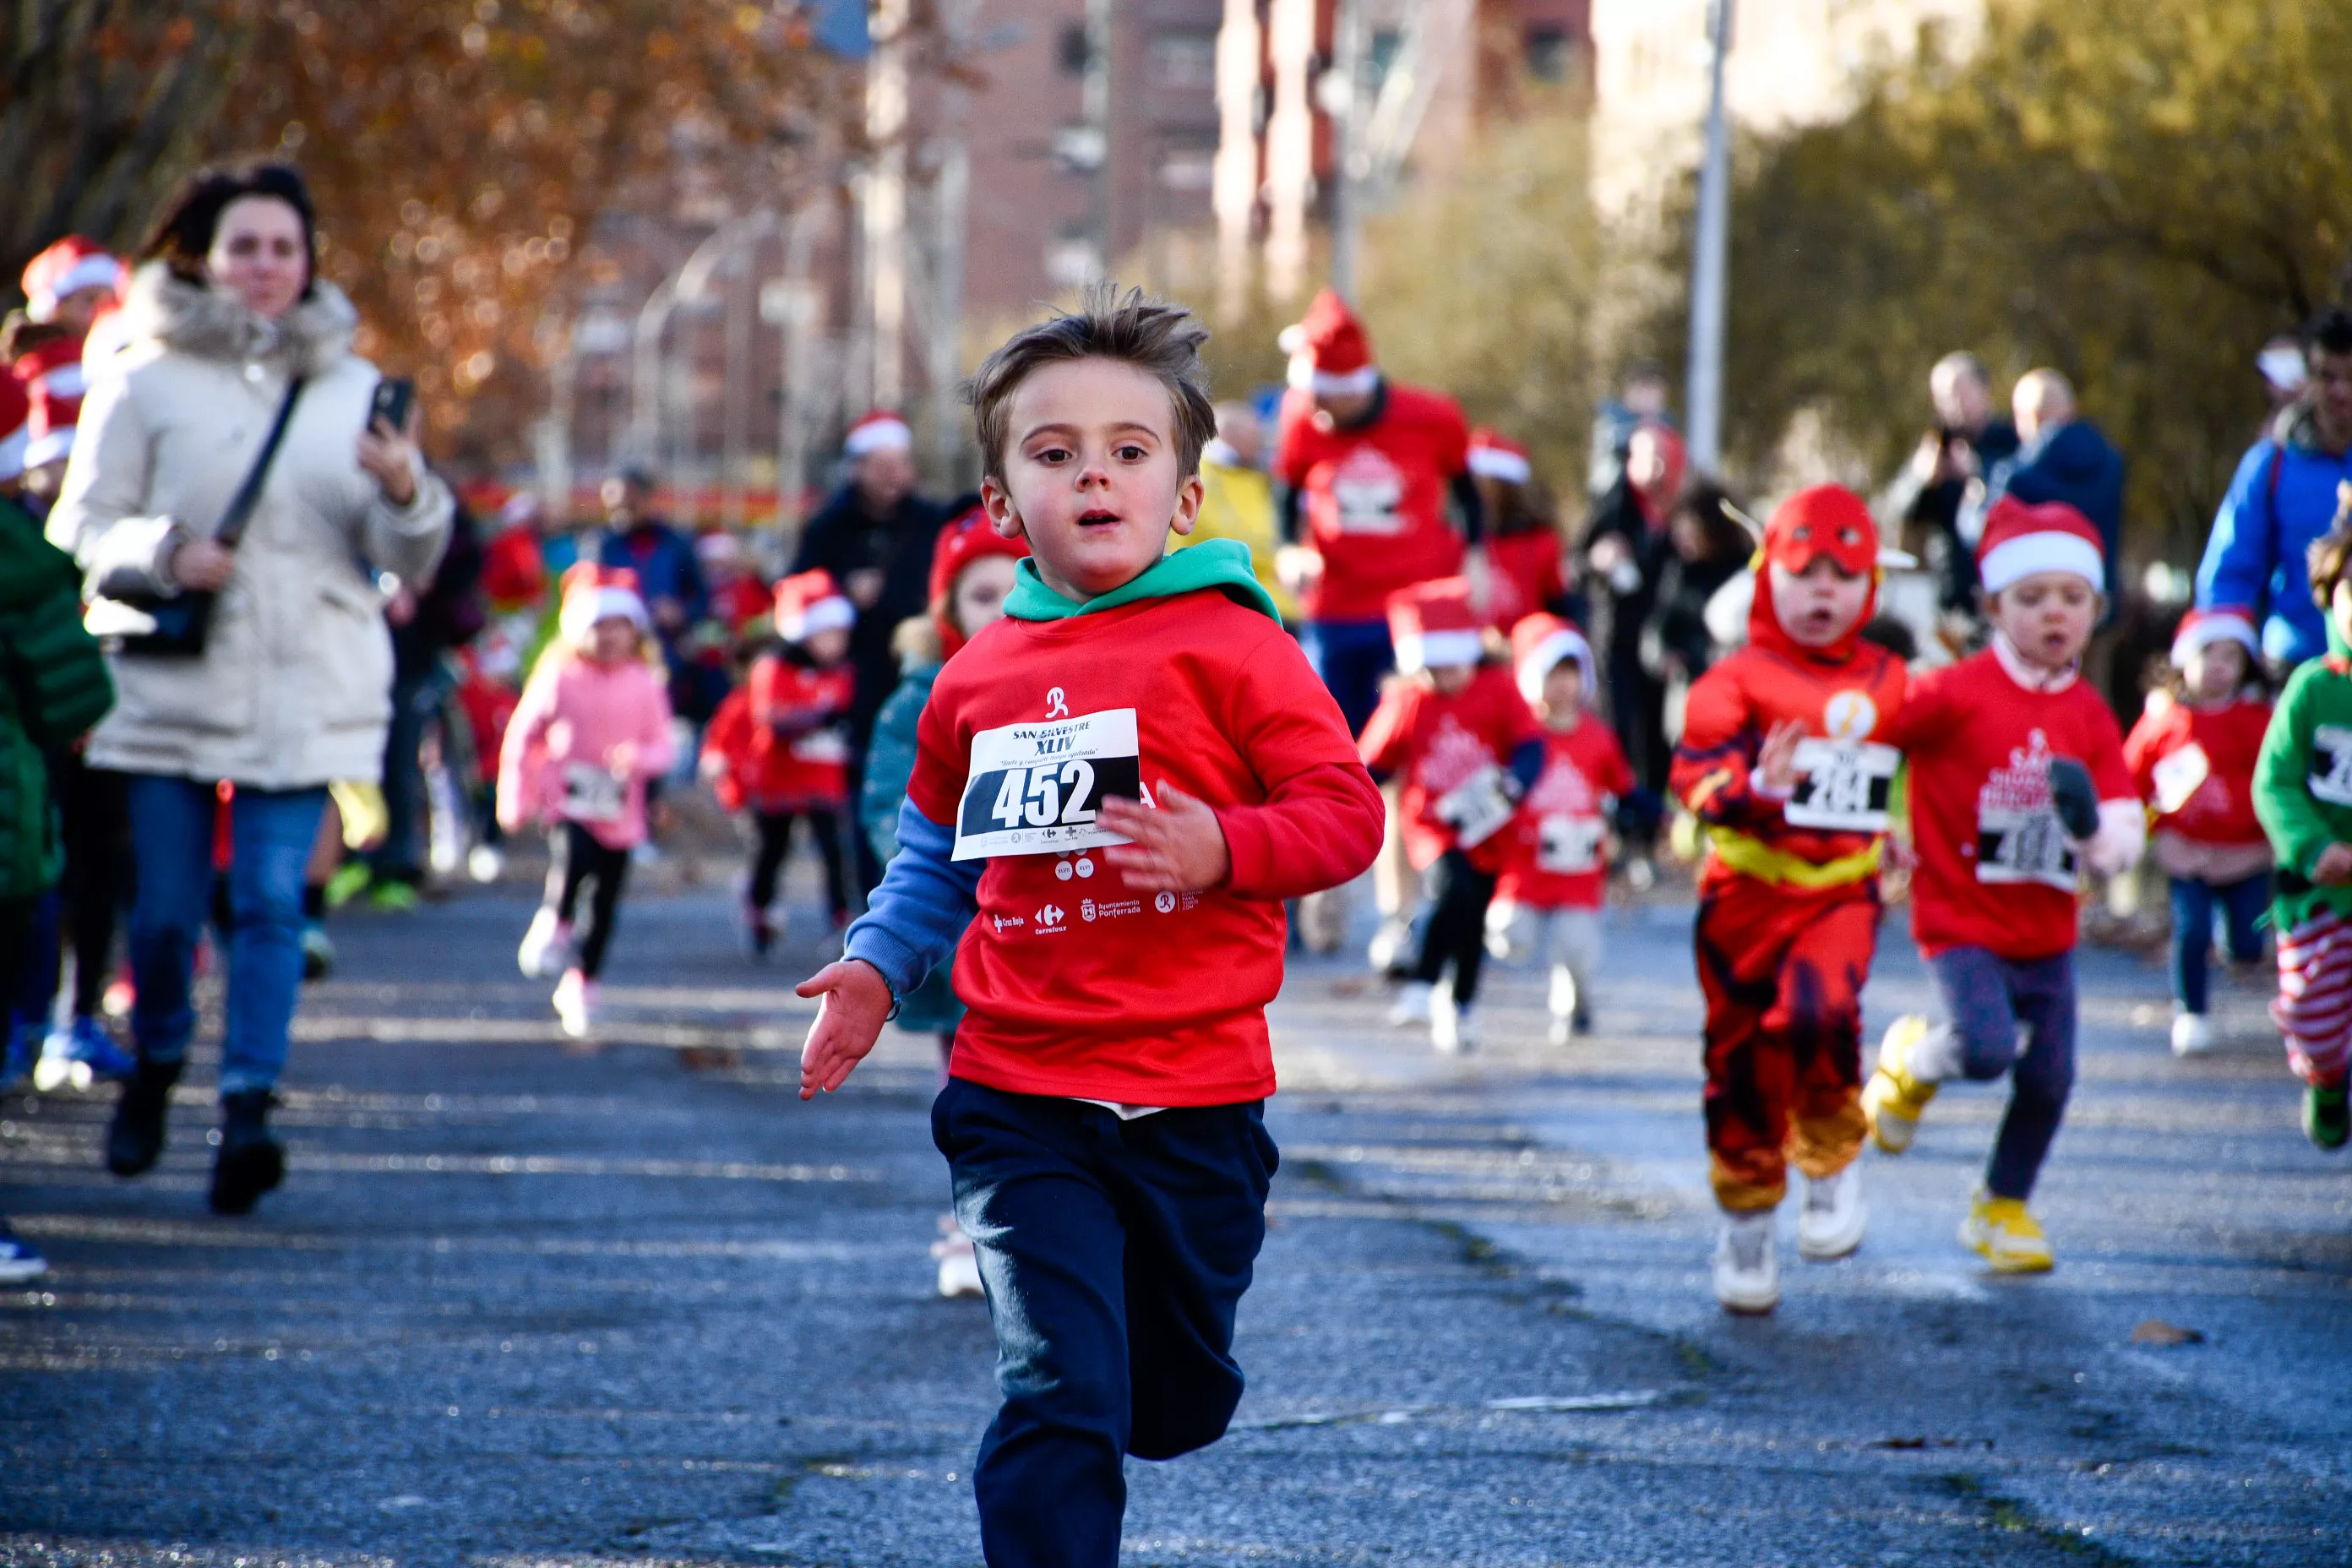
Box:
[954,708,1146,860]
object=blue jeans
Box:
[2168,873,2268,1015]
[1300,617,1394,737]
[1928,946,2076,1201]
[933,1079,1276,1568]
[126,776,327,1097]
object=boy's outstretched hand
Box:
[796,958,894,1099]
[1098,784,1231,892]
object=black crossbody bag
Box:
[86,375,306,659]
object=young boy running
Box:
[1670,485,1908,1314]
[794,287,1384,1568]
[1866,498,2143,1271]
[2252,516,2352,1152]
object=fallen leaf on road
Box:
[2129,1319,2206,1347]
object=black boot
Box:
[209,1090,286,1216]
[106,1060,182,1178]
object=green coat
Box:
[0,498,114,901]
[2253,608,2352,928]
[862,656,963,1036]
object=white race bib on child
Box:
[1435,765,1517,849]
[560,760,625,825]
[1975,804,2077,890]
[2150,742,2211,815]
[1537,813,1605,874]
[954,708,1142,861]
[1782,739,1901,832]
[2311,725,2352,807]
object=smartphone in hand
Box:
[369,376,414,436]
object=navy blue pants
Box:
[1300,617,1394,737]
[2168,873,2267,1015]
[1928,946,2076,1201]
[933,1079,1277,1568]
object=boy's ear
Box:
[1167,472,1206,538]
[980,478,1026,542]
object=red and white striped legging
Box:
[2272,908,2352,1087]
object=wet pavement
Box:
[1,874,2346,1565]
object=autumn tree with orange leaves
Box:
[3,0,850,458]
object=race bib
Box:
[2311,725,2352,807]
[954,708,1143,861]
[790,727,851,765]
[560,760,625,825]
[1976,805,2077,890]
[1782,739,1901,832]
[2150,742,2210,815]
[1435,765,1516,849]
[1537,814,1605,874]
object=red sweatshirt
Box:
[1497,716,1635,911]
[1359,665,1546,872]
[906,591,1383,1105]
[744,654,854,811]
[2122,694,2270,847]
[1891,649,2132,961]
[1276,383,1473,622]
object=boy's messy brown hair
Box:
[966,282,1217,484]
[2308,485,2352,608]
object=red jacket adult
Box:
[901,573,1382,1107]
[1276,382,1474,623]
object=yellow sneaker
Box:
[1862,1015,1940,1154]
[1957,1191,2054,1273]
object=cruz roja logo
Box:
[992,912,1026,932]
[1045,685,1070,719]
[1037,902,1065,930]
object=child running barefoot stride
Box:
[498,565,675,1037]
[1358,580,1545,1054]
[1670,486,1908,1314]
[793,287,1383,1568]
[2122,607,2273,1057]
[1489,613,1631,1042]
[2252,516,2352,1152]
[1866,498,2143,1272]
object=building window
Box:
[1057,20,1089,76]
[1525,25,1571,82]
[1149,31,1217,90]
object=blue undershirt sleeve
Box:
[1507,738,1545,792]
[842,802,982,999]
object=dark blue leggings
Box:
[2168,873,2268,1015]
[1300,617,1395,738]
[1928,946,2076,1202]
[933,1080,1277,1568]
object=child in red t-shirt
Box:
[1490,614,1631,1042]
[2122,607,2273,1057]
[1670,486,1909,1314]
[1359,580,1546,1054]
[1869,498,2143,1274]
[725,569,857,953]
[1467,430,1566,631]
[792,288,1383,1568]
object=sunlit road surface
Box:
[1,878,2344,1565]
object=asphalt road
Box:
[1,869,2345,1566]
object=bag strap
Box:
[212,375,307,551]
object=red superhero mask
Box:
[1746,484,1879,666]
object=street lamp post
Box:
[1685,0,1734,474]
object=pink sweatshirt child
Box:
[497,648,676,851]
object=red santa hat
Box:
[843,409,912,457]
[1975,496,2104,597]
[2170,606,2259,669]
[1387,577,1484,673]
[774,569,855,642]
[19,237,121,325]
[1762,484,1878,577]
[928,501,1030,657]
[1509,612,1593,705]
[0,372,28,483]
[1280,289,1379,398]
[558,563,649,646]
[14,335,88,470]
[1467,428,1533,486]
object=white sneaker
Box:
[1547,1014,1574,1047]
[517,907,571,978]
[2170,1011,2216,1057]
[1367,917,1415,974]
[1713,1210,1779,1314]
[553,969,597,1038]
[31,1034,92,1093]
[1431,993,1477,1055]
[1796,1164,1867,1260]
[931,1227,984,1298]
[1388,981,1435,1027]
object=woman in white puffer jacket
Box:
[46,160,453,1215]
